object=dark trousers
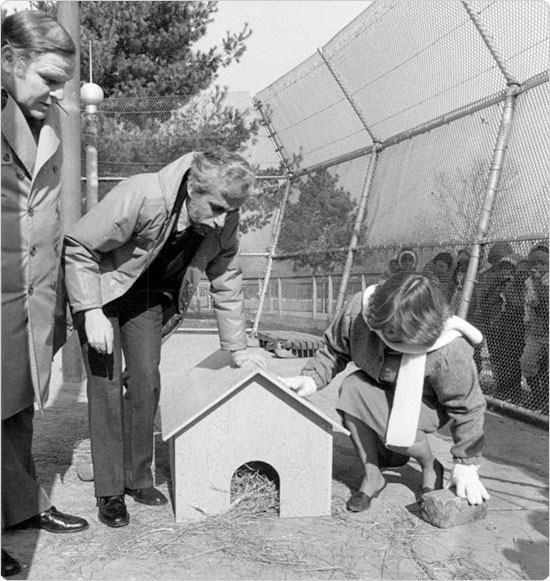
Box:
[1,406,51,526]
[78,299,163,498]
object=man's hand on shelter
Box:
[278,375,317,397]
[230,349,268,370]
[84,308,114,354]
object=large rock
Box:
[420,488,488,528]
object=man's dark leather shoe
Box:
[124,486,168,506]
[30,506,89,533]
[97,495,129,527]
[1,549,21,577]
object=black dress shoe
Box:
[346,482,387,512]
[97,495,129,528]
[1,549,21,577]
[31,506,89,533]
[124,486,168,506]
[420,459,445,496]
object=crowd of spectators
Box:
[384,242,548,414]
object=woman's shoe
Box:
[420,459,445,496]
[346,482,387,512]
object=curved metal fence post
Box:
[458,83,520,319]
[461,0,519,86]
[251,176,293,336]
[333,146,381,317]
[57,1,85,383]
[317,47,382,319]
[251,98,293,336]
[458,0,522,319]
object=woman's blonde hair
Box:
[366,272,450,346]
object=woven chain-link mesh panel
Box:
[363,104,501,246]
[471,0,549,83]
[322,1,505,142]
[252,0,549,419]
[489,81,549,239]
[82,92,279,178]
[257,52,371,170]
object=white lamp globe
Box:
[81,83,104,105]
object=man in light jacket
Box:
[63,149,265,528]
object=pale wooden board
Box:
[160,349,248,441]
[160,349,349,442]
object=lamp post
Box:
[58,1,85,382]
[80,42,104,211]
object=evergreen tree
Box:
[276,169,356,274]
[78,1,251,99]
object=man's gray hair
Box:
[190,150,256,206]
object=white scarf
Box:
[362,286,482,448]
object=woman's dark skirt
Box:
[336,369,445,466]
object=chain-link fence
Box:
[250,0,549,422]
[81,0,548,422]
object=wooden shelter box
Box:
[160,350,346,521]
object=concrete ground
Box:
[7,330,548,580]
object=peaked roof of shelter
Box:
[160,349,348,441]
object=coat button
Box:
[3,153,10,162]
[16,167,25,180]
[28,286,34,296]
[52,165,58,174]
[30,246,37,257]
[50,281,57,290]
[28,208,34,217]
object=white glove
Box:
[231,349,268,370]
[278,375,317,397]
[447,463,490,505]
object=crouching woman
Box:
[280,272,490,512]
